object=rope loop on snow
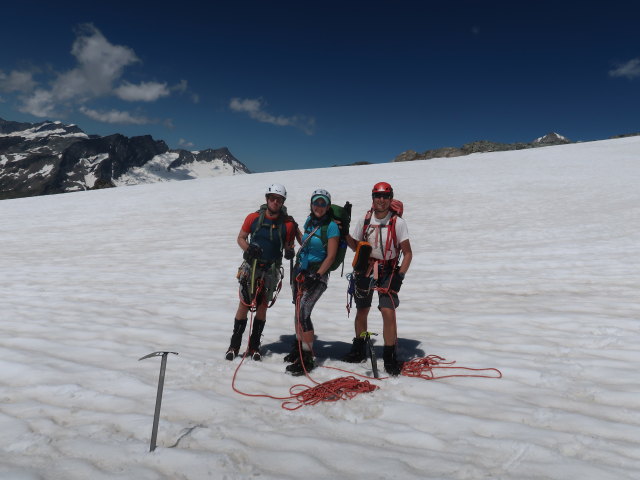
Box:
[401,355,502,380]
[232,272,379,409]
[282,376,378,410]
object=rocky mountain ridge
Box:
[393,132,572,162]
[0,117,250,200]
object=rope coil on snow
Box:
[232,273,380,409]
[232,353,501,409]
[232,272,499,408]
[282,376,378,410]
[401,355,502,380]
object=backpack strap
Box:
[385,214,398,259]
[361,208,398,262]
[361,208,374,239]
[298,217,321,252]
[250,205,287,266]
[250,206,266,238]
[275,205,289,247]
[252,205,287,243]
[302,216,329,247]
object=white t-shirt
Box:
[350,211,409,260]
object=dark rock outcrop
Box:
[168,147,249,174]
[393,132,572,162]
[0,117,250,200]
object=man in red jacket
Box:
[225,183,297,361]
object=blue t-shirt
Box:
[298,217,339,270]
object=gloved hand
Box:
[243,243,263,262]
[284,247,295,260]
[388,272,404,293]
[303,271,321,290]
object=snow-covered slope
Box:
[114,151,248,185]
[0,120,89,140]
[1,137,639,479]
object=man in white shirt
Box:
[344,182,413,376]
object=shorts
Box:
[238,261,281,305]
[353,266,400,310]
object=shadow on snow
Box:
[262,334,426,361]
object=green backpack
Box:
[321,201,352,273]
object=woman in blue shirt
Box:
[286,189,339,376]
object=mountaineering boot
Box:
[341,337,366,363]
[246,318,266,361]
[283,342,299,363]
[225,318,247,360]
[285,350,315,376]
[383,345,403,377]
[225,348,239,361]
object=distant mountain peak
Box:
[0,116,250,200]
[533,132,570,144]
[393,132,573,162]
[0,117,87,140]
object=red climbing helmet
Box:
[372,182,393,197]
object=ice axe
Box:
[360,331,379,378]
[139,351,178,452]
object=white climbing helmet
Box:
[311,188,331,205]
[265,183,287,199]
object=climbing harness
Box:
[238,259,283,311]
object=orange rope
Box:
[279,273,379,408]
[232,268,501,409]
[282,376,378,410]
[401,355,502,380]
[231,273,379,409]
[232,352,500,408]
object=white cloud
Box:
[179,138,195,148]
[0,70,37,93]
[79,106,151,125]
[13,24,183,124]
[609,58,640,79]
[171,79,199,104]
[57,24,139,101]
[18,24,139,116]
[18,89,57,117]
[229,97,315,135]
[114,81,170,102]
[172,79,188,94]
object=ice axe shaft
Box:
[360,331,379,378]
[139,351,178,452]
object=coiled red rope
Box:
[401,354,502,380]
[232,273,380,409]
[282,376,378,410]
[232,267,500,408]
[232,352,501,409]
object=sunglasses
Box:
[312,198,328,207]
[372,192,392,199]
[267,194,285,203]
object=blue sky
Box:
[1,1,639,172]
